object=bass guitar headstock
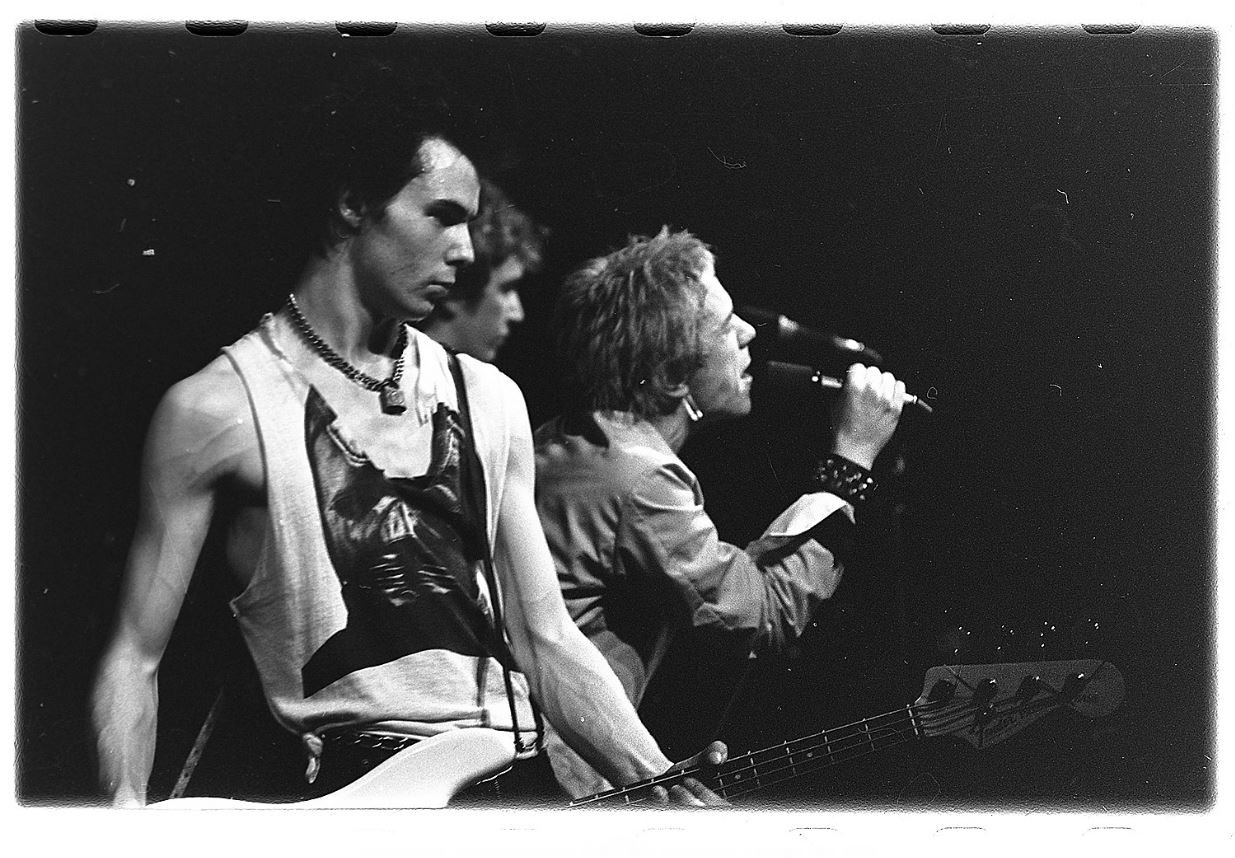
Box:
[914,659,1124,749]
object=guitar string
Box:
[709,723,916,800]
[590,667,1105,807]
[572,707,930,808]
[715,734,920,803]
[569,693,1070,807]
[577,721,922,808]
[704,693,1072,805]
[571,704,935,807]
[582,696,1052,808]
[710,692,1072,800]
[688,723,918,805]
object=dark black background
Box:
[16,23,1216,810]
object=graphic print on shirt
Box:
[300,386,497,697]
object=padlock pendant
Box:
[380,384,407,415]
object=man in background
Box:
[418,180,545,363]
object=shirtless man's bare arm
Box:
[488,375,724,802]
[91,360,256,806]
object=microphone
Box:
[740,306,884,366]
[762,360,934,414]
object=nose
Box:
[504,290,525,324]
[735,313,757,348]
[447,224,474,267]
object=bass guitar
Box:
[152,658,1123,809]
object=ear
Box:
[333,187,367,233]
[662,379,690,400]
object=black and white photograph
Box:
[11,14,1226,847]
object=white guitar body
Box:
[150,727,516,809]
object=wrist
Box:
[103,773,146,808]
[828,439,877,470]
[613,752,673,787]
[814,454,878,506]
[111,790,145,808]
[645,749,674,780]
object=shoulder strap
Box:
[446,353,544,755]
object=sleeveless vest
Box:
[222,317,537,750]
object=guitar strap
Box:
[447,352,545,756]
[169,688,225,799]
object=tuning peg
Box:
[928,679,957,703]
[969,678,1000,729]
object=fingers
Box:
[880,370,905,415]
[651,741,730,807]
[866,364,885,393]
[830,363,905,466]
[847,364,903,412]
[649,783,709,807]
[845,364,899,399]
[880,367,897,402]
[669,782,708,807]
[656,779,727,807]
[846,362,868,388]
[676,778,729,806]
[675,739,727,771]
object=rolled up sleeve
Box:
[619,462,847,654]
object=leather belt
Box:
[320,730,422,754]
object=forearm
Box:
[629,472,848,653]
[677,535,841,655]
[517,610,671,789]
[490,374,672,790]
[92,653,160,806]
[744,533,846,649]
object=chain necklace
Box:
[284,293,409,415]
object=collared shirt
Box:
[533,410,850,797]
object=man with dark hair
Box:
[419,180,546,362]
[91,71,721,807]
[535,227,905,796]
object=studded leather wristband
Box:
[814,454,878,505]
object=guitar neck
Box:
[568,659,1123,808]
[571,704,923,807]
[709,705,922,801]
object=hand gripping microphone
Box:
[762,360,934,414]
[740,306,884,366]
